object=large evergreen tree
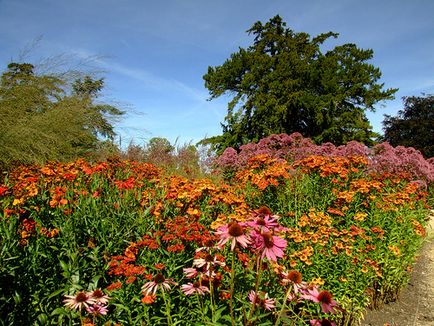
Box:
[382,94,434,158]
[203,15,397,152]
[0,62,124,168]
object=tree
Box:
[382,94,434,157]
[203,15,397,152]
[0,62,124,169]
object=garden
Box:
[1,133,433,325]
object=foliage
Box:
[123,137,207,178]
[382,94,434,158]
[202,15,397,152]
[0,63,124,170]
[0,143,431,324]
[214,132,434,185]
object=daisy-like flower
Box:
[141,273,177,295]
[181,282,210,296]
[63,291,96,311]
[183,267,198,279]
[193,253,226,270]
[300,287,338,314]
[310,319,336,326]
[86,302,109,316]
[248,290,276,311]
[87,288,110,304]
[248,207,280,232]
[216,221,251,251]
[280,270,307,294]
[252,231,287,262]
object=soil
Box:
[360,210,434,326]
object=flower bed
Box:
[0,144,432,325]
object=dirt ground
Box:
[361,210,434,326]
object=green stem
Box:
[247,254,263,324]
[161,290,173,326]
[229,251,236,326]
[274,284,293,326]
[197,292,206,324]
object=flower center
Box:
[256,218,266,226]
[76,292,89,303]
[228,222,244,237]
[262,232,274,248]
[257,206,271,216]
[92,289,104,298]
[287,270,302,284]
[318,290,332,304]
[154,273,166,284]
[205,254,214,263]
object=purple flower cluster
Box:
[213,133,434,184]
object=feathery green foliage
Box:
[0,63,124,169]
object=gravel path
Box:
[361,211,434,326]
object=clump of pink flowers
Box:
[63,288,110,316]
[216,206,287,262]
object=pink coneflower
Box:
[248,209,280,231]
[193,253,226,270]
[280,270,306,294]
[86,302,109,316]
[216,221,251,251]
[252,231,287,262]
[181,282,210,296]
[248,290,276,311]
[141,273,177,295]
[310,319,336,326]
[87,289,110,304]
[300,287,338,314]
[183,267,198,279]
[63,291,96,311]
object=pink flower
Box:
[141,273,177,295]
[87,288,110,304]
[183,267,198,279]
[247,212,280,232]
[86,302,109,316]
[310,319,336,326]
[63,291,96,311]
[252,231,287,262]
[181,282,210,296]
[300,287,338,314]
[248,290,276,311]
[193,253,226,270]
[216,221,251,251]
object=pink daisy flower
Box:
[183,267,198,279]
[216,221,251,251]
[141,273,177,295]
[87,288,110,304]
[193,253,226,270]
[86,302,109,316]
[252,231,287,262]
[300,287,338,314]
[63,291,96,311]
[248,209,280,232]
[248,290,276,311]
[310,319,336,326]
[181,282,210,296]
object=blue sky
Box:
[1,0,433,147]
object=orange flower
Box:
[141,294,156,304]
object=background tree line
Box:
[1,15,432,174]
